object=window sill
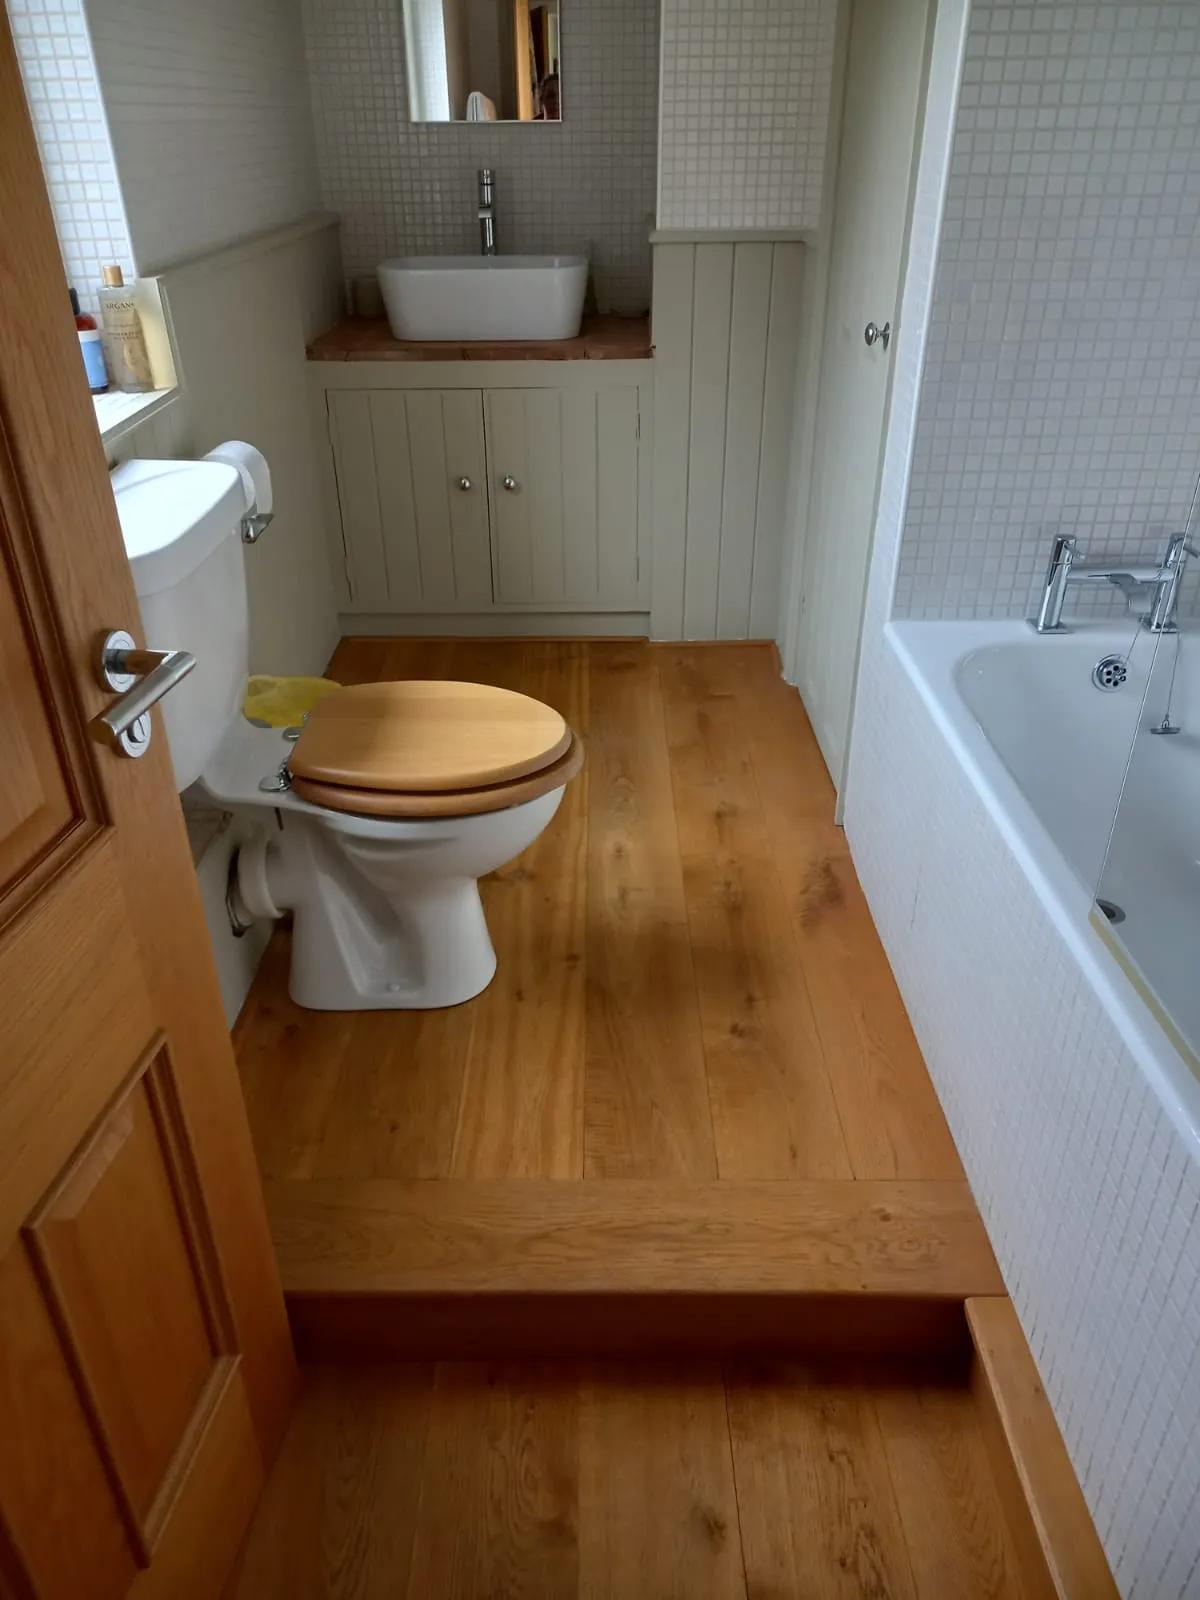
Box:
[94,385,178,444]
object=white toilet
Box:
[114,456,581,1011]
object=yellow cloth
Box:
[243,674,340,729]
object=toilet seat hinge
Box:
[259,759,292,794]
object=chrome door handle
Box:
[502,475,519,492]
[457,476,472,491]
[92,629,195,758]
[864,320,892,350]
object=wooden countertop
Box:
[307,313,652,363]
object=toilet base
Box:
[233,787,563,1012]
[289,873,498,1011]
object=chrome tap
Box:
[1147,532,1200,633]
[1031,533,1198,634]
[478,168,496,256]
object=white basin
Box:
[377,254,588,342]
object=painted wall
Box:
[656,0,838,231]
[892,0,1200,621]
[300,0,659,314]
[846,0,1200,1591]
[86,0,321,269]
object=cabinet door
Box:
[485,386,642,608]
[328,389,492,610]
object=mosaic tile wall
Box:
[301,0,659,313]
[8,0,134,314]
[86,0,321,269]
[893,0,1200,620]
[657,0,838,231]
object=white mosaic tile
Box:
[893,0,1200,621]
[8,0,134,314]
[656,0,837,231]
[301,0,659,314]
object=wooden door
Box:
[0,20,293,1598]
[328,389,492,612]
[485,385,642,609]
[793,0,933,792]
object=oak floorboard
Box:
[231,1359,1074,1600]
[726,1360,917,1600]
[876,1378,1044,1599]
[226,1363,433,1599]
[234,931,352,1181]
[450,641,588,1178]
[325,634,392,684]
[310,1006,474,1180]
[583,644,716,1178]
[405,1362,581,1599]
[659,648,853,1180]
[714,646,962,1181]
[577,1362,745,1600]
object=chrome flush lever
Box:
[92,628,195,758]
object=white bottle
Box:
[98,265,153,393]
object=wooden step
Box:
[267,1178,1003,1358]
[967,1297,1119,1599]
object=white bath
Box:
[888,618,1200,1153]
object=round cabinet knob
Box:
[457,476,472,491]
[502,475,519,492]
[863,320,892,350]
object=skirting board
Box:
[338,612,651,637]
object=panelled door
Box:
[484,386,642,608]
[0,19,293,1598]
[328,388,493,611]
[793,0,934,793]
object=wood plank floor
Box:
[229,1359,1048,1599]
[235,639,961,1187]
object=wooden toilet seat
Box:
[287,680,582,818]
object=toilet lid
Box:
[288,680,572,794]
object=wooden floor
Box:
[235,638,961,1187]
[229,641,1096,1598]
[229,1357,1046,1599]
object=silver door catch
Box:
[864,320,892,350]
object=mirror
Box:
[403,0,562,123]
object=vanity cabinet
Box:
[328,389,494,611]
[315,363,652,625]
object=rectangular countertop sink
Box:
[378,254,588,342]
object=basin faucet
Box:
[478,168,496,256]
[1031,533,1198,634]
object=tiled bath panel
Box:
[300,0,659,313]
[892,0,1200,621]
[847,644,1200,1597]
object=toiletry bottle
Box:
[98,265,153,393]
[70,287,108,394]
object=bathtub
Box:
[887,618,1200,1154]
